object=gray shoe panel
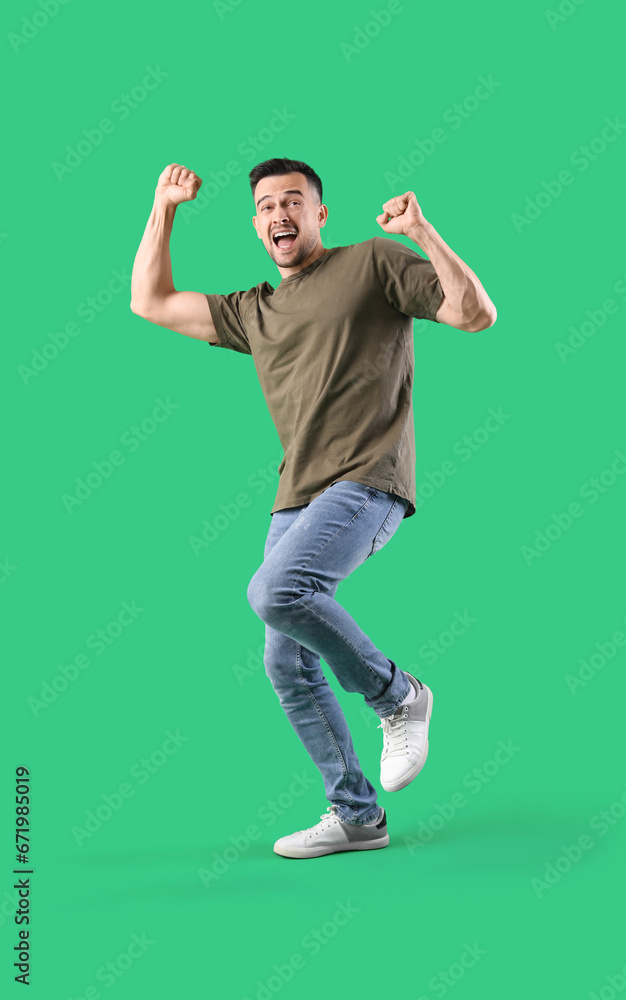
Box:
[340,810,387,842]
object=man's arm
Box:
[408,221,497,332]
[377,191,497,332]
[130,163,218,344]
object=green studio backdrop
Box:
[2,0,625,996]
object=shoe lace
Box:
[378,707,409,757]
[304,806,340,835]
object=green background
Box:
[3,0,625,996]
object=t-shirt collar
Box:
[275,247,336,286]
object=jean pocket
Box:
[366,495,409,559]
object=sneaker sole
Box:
[273,834,390,859]
[381,685,433,793]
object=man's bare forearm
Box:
[407,221,496,326]
[130,198,177,312]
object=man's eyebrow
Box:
[256,189,304,208]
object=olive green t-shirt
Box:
[205,236,443,519]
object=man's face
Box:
[252,172,328,273]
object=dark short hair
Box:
[249,157,323,207]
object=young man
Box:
[131,157,497,859]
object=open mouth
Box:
[272,230,298,251]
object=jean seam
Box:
[340,806,381,825]
[367,497,400,560]
[295,643,357,812]
[290,486,379,602]
[291,595,384,691]
[376,678,412,718]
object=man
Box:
[130,157,497,860]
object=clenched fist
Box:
[376,191,426,238]
[155,163,202,207]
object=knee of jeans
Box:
[247,570,281,623]
[246,570,265,617]
[263,652,290,692]
[262,652,278,685]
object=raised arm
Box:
[377,190,497,332]
[130,164,218,343]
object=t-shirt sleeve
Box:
[372,236,444,322]
[205,289,254,355]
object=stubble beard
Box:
[266,230,320,269]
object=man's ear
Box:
[252,216,262,239]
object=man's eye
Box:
[261,200,299,211]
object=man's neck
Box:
[278,243,329,281]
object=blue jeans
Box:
[247,480,411,825]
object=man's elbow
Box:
[468,305,497,332]
[130,299,149,318]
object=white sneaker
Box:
[379,675,433,792]
[273,805,389,859]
